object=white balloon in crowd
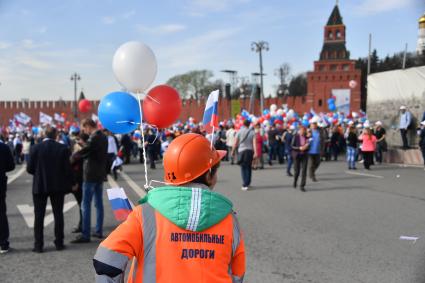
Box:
[112,41,157,93]
[270,104,277,112]
[286,109,295,119]
[276,109,284,116]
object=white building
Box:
[417,13,425,55]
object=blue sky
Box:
[0,0,423,100]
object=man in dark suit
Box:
[27,126,73,253]
[0,136,15,254]
[72,119,108,243]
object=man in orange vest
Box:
[93,133,246,282]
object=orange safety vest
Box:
[94,203,245,283]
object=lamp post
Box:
[251,41,269,115]
[70,73,81,120]
[221,70,238,118]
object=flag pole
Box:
[210,101,216,149]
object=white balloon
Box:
[349,80,357,89]
[270,104,277,112]
[277,109,284,116]
[287,109,294,119]
[112,41,157,93]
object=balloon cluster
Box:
[98,41,182,134]
[234,104,368,130]
[327,97,336,112]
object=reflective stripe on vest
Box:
[94,245,129,272]
[231,212,241,257]
[232,275,244,283]
[142,203,157,283]
[230,212,243,282]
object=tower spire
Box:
[336,0,339,6]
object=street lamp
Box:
[251,41,269,115]
[70,73,81,120]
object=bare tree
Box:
[166,70,214,100]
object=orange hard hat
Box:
[163,133,226,185]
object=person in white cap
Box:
[374,121,387,164]
[419,121,425,170]
[399,106,412,149]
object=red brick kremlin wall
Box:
[0,97,315,125]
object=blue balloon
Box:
[270,117,275,125]
[328,103,336,112]
[263,109,270,115]
[98,91,141,134]
[302,119,309,127]
[327,98,335,105]
[32,126,39,134]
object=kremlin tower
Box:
[305,2,361,114]
[417,13,425,55]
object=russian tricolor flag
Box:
[202,90,219,134]
[107,188,133,221]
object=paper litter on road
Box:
[399,236,420,243]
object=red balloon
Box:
[265,113,271,119]
[79,99,92,113]
[61,112,67,118]
[143,85,182,128]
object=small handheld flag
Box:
[107,188,133,221]
[202,90,219,134]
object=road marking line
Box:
[17,201,77,228]
[107,175,120,189]
[345,171,384,179]
[7,166,26,184]
[119,171,146,198]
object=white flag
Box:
[92,113,99,122]
[54,113,65,123]
[39,112,53,125]
[14,112,31,125]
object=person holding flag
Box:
[93,133,246,282]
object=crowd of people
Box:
[1,105,425,254]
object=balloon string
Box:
[148,179,168,189]
[137,92,150,192]
[146,94,160,105]
[115,121,141,125]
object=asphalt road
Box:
[1,159,425,283]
